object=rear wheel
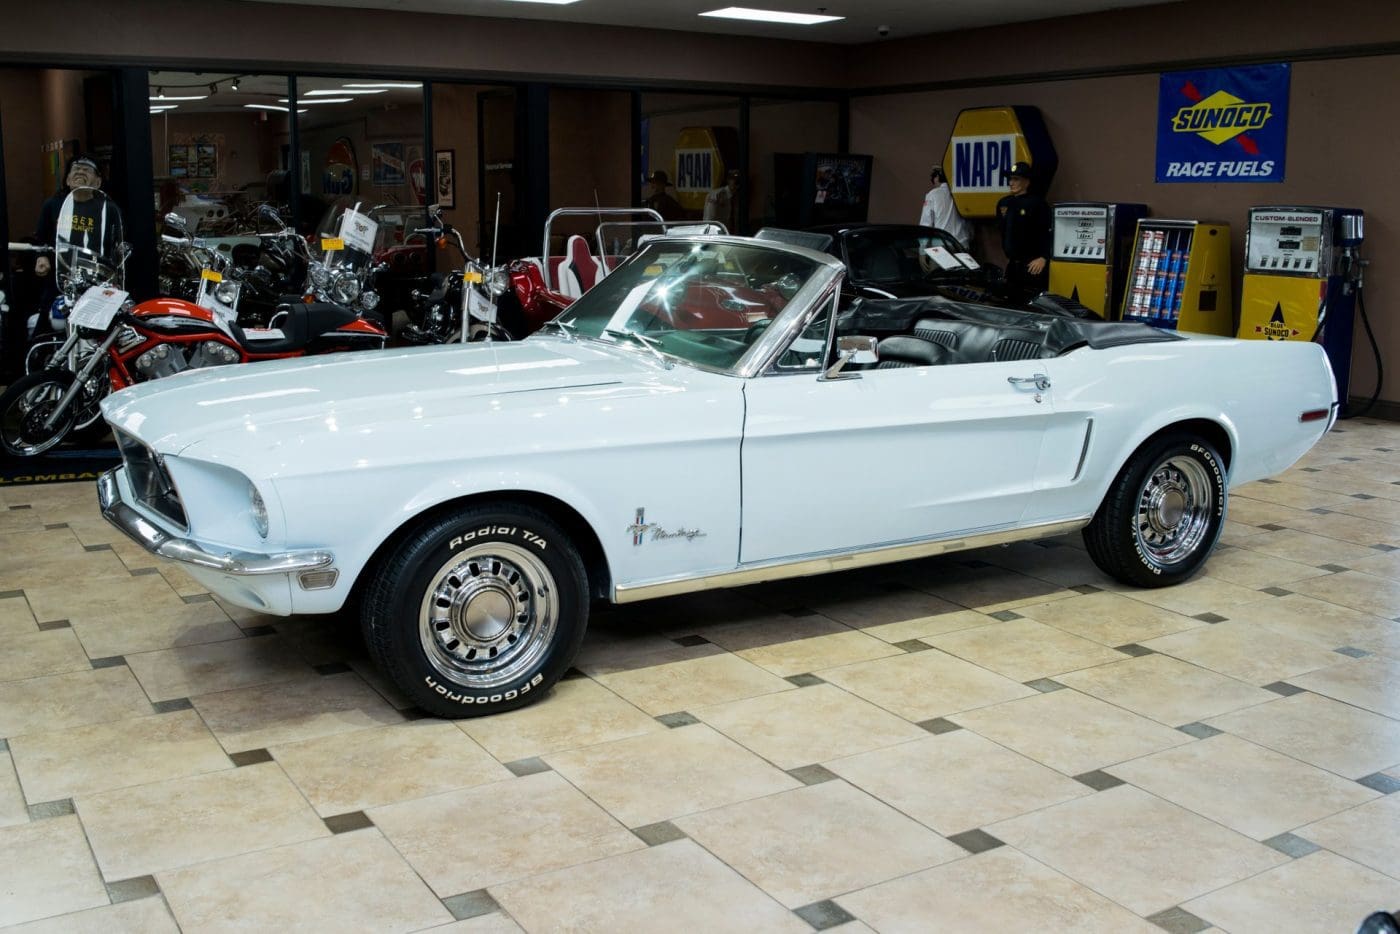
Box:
[1083,432,1227,587]
[0,371,78,458]
[361,504,588,718]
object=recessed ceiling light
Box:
[279,98,352,104]
[700,6,844,24]
[149,94,208,101]
[500,0,581,4]
[304,88,385,96]
[245,104,309,113]
[342,82,423,89]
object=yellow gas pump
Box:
[1120,219,1232,334]
[1238,206,1365,408]
[1049,202,1148,317]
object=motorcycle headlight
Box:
[330,271,361,305]
[248,482,269,538]
[214,282,239,306]
[359,290,379,311]
[487,268,510,298]
[309,263,331,289]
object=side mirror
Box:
[822,335,878,380]
[164,212,189,232]
[259,204,285,227]
[428,203,442,218]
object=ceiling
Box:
[238,0,1181,45]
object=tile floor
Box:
[1,420,1399,933]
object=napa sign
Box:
[942,106,1057,219]
[1157,64,1290,183]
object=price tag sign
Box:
[337,208,379,255]
[463,271,484,284]
[321,237,345,252]
[923,246,964,271]
[200,268,223,283]
[69,286,127,330]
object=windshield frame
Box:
[545,236,844,379]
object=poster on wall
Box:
[323,137,357,196]
[168,144,191,179]
[435,150,455,209]
[195,143,218,179]
[372,141,406,186]
[1156,63,1290,183]
[406,144,426,205]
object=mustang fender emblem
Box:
[628,508,707,546]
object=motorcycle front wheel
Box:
[0,370,78,458]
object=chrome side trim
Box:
[612,517,1091,604]
[1072,418,1095,482]
[99,469,334,576]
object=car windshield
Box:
[845,228,970,284]
[551,239,826,373]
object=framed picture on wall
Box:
[435,149,455,209]
[372,141,405,186]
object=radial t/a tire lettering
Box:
[1083,432,1228,588]
[361,504,588,718]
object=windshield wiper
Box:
[539,318,578,341]
[603,327,673,369]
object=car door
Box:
[740,349,1057,565]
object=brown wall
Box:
[1,69,44,236]
[430,84,483,250]
[548,88,632,248]
[149,111,278,192]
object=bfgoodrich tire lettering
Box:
[361,504,588,718]
[1083,432,1227,588]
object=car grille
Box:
[114,431,189,530]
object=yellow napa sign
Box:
[1172,90,1272,146]
[941,106,1056,219]
[673,127,728,212]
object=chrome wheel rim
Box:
[1134,455,1213,567]
[1,381,71,457]
[418,542,556,689]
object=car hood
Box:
[101,337,676,456]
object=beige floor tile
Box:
[1056,654,1277,726]
[1286,511,1400,547]
[812,588,966,627]
[0,527,86,570]
[923,564,1077,611]
[0,549,132,592]
[988,784,1289,917]
[952,688,1193,775]
[1224,497,1311,528]
[1219,523,1272,547]
[370,770,641,895]
[10,709,229,803]
[675,780,964,908]
[68,602,242,659]
[1207,692,1400,779]
[1219,593,1400,655]
[78,761,328,879]
[0,629,91,683]
[273,721,511,816]
[1184,851,1400,934]
[191,671,406,753]
[2,897,179,934]
[0,509,48,535]
[1292,569,1400,619]
[685,610,850,651]
[1349,548,1400,582]
[827,731,1090,835]
[0,594,37,638]
[1289,656,1400,719]
[695,683,926,770]
[592,652,792,716]
[1298,794,1400,881]
[1014,591,1203,646]
[860,608,998,644]
[983,541,1116,589]
[1122,574,1273,617]
[1235,482,1355,511]
[123,635,317,702]
[817,648,1036,722]
[544,724,800,828]
[736,629,903,676]
[1199,545,1333,589]
[925,618,1126,682]
[429,915,525,934]
[1141,619,1345,684]
[836,846,1158,934]
[573,627,725,676]
[155,562,210,597]
[492,839,808,933]
[0,667,152,738]
[1232,528,1383,567]
[456,677,663,763]
[348,659,416,710]
[22,572,181,626]
[0,815,108,927]
[268,615,364,665]
[158,829,452,933]
[1331,496,1400,525]
[0,752,27,828]
[1110,734,1377,840]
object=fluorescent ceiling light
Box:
[279,97,352,104]
[342,82,422,89]
[304,88,385,96]
[149,106,177,113]
[700,6,844,24]
[500,0,581,4]
[149,94,207,101]
[245,103,309,113]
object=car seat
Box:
[557,235,603,298]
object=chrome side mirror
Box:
[164,212,189,232]
[822,335,877,380]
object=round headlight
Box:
[487,267,510,298]
[330,272,361,305]
[359,290,380,311]
[248,482,269,538]
[309,263,331,289]
[214,282,239,305]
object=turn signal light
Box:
[1299,409,1330,423]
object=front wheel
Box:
[361,504,588,718]
[1083,432,1227,588]
[0,371,79,458]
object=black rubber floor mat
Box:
[0,446,119,486]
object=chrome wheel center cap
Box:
[454,584,515,643]
[1155,488,1188,530]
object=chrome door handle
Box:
[1008,374,1051,391]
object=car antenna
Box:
[490,192,501,269]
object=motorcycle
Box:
[399,204,516,344]
[306,201,388,325]
[0,187,388,459]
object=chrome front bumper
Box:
[98,468,334,576]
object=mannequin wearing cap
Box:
[642,169,684,221]
[703,169,741,231]
[995,161,1051,303]
[33,156,106,278]
[918,165,971,249]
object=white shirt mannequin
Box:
[919,171,972,249]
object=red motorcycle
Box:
[0,188,386,459]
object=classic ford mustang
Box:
[98,235,1337,717]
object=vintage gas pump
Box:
[1049,202,1148,317]
[1120,219,1233,334]
[1238,206,1367,411]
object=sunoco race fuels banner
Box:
[1156,63,1290,183]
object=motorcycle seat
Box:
[236,302,366,354]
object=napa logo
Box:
[1172,90,1272,146]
